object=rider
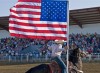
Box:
[48,40,67,73]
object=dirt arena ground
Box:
[0,62,100,73]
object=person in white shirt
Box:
[48,40,67,73]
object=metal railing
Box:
[0,53,100,62]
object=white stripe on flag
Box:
[9,24,67,31]
[16,2,41,6]
[9,18,67,25]
[12,7,41,12]
[10,12,40,18]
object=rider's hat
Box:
[54,40,66,44]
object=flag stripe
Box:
[10,21,67,28]
[9,30,67,37]
[10,18,67,25]
[9,27,67,34]
[10,12,40,18]
[16,5,41,9]
[10,9,41,15]
[16,2,41,6]
[10,33,67,40]
[10,15,40,21]
[11,7,41,12]
[9,24,66,31]
[18,0,41,2]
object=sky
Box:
[0,0,100,16]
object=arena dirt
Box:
[0,62,100,73]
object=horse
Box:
[26,47,86,73]
[68,47,87,73]
[25,61,61,73]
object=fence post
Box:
[88,54,92,61]
[98,53,100,60]
[8,55,11,62]
[26,54,29,62]
[20,54,23,62]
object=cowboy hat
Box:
[54,40,66,44]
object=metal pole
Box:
[66,0,69,73]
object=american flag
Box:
[9,0,68,40]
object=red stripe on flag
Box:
[10,33,67,40]
[18,0,41,2]
[10,15,40,21]
[9,27,67,34]
[10,9,41,15]
[16,5,41,9]
[10,21,67,28]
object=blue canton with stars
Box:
[40,0,67,22]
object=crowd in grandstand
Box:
[69,33,100,53]
[0,33,100,60]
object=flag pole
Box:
[66,0,69,73]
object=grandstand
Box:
[0,7,100,62]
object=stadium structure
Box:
[0,7,100,38]
[0,6,100,73]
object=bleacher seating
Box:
[0,33,100,62]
